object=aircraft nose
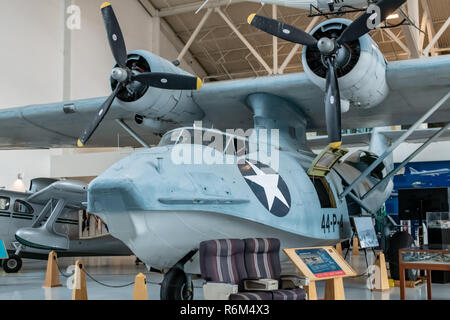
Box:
[88,177,146,213]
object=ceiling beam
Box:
[278,16,320,74]
[175,8,213,64]
[383,28,411,56]
[159,0,246,17]
[400,0,422,58]
[215,8,272,75]
[420,0,439,56]
[137,0,207,77]
[423,17,450,57]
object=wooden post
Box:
[43,251,62,288]
[352,237,359,256]
[72,259,88,300]
[304,280,317,300]
[324,278,345,300]
[373,252,390,291]
[133,273,148,300]
[335,243,343,257]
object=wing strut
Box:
[362,120,450,200]
[339,91,450,201]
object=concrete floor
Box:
[0,252,449,300]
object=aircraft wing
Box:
[0,55,449,149]
[26,180,88,209]
[307,128,450,149]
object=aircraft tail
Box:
[410,167,418,173]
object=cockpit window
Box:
[13,200,34,214]
[0,197,10,211]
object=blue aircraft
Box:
[0,2,450,299]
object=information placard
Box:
[284,246,356,280]
[0,240,8,259]
[352,216,379,249]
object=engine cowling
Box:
[302,19,389,109]
[111,50,204,125]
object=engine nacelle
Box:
[112,50,204,125]
[302,19,389,109]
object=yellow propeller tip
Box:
[197,78,203,90]
[247,13,256,25]
[77,140,85,148]
[101,2,111,9]
[330,142,342,149]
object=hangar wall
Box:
[0,0,449,191]
[0,0,201,190]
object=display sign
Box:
[0,240,8,259]
[284,246,356,280]
[352,216,379,249]
[295,248,345,278]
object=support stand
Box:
[335,243,343,256]
[133,273,149,300]
[324,278,346,300]
[72,259,88,300]
[304,281,317,300]
[43,251,62,288]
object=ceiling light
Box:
[387,13,399,20]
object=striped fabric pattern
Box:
[229,292,273,300]
[199,239,248,287]
[243,238,281,280]
[272,288,306,300]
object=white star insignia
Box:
[244,161,290,211]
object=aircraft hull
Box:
[96,209,340,273]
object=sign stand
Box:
[284,246,356,300]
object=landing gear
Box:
[2,254,22,273]
[160,267,194,300]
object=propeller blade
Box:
[247,14,318,46]
[132,73,203,90]
[77,85,121,148]
[324,57,342,149]
[337,0,406,44]
[101,2,128,68]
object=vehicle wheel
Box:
[160,268,194,300]
[386,231,417,281]
[2,255,22,273]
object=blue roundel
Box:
[238,160,291,217]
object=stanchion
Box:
[352,237,360,256]
[373,252,390,291]
[72,259,88,300]
[133,273,148,300]
[43,251,62,288]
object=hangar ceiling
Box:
[144,0,449,82]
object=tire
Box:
[160,268,194,300]
[386,231,417,281]
[2,254,22,273]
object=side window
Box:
[13,200,34,214]
[0,197,10,210]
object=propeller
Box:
[77,2,203,147]
[248,0,406,148]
